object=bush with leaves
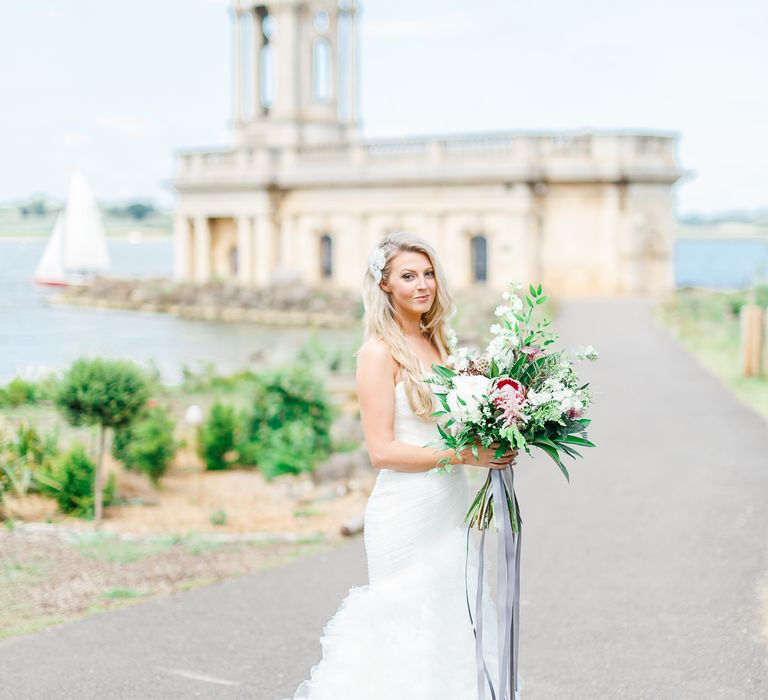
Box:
[240,364,336,479]
[55,357,150,524]
[0,423,61,518]
[0,377,38,407]
[112,405,177,484]
[256,420,321,480]
[198,402,239,471]
[40,443,116,517]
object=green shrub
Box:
[198,402,239,471]
[0,377,38,407]
[753,282,768,309]
[0,423,60,509]
[257,420,320,480]
[209,508,227,526]
[241,364,336,479]
[42,443,116,517]
[112,405,177,484]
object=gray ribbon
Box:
[465,465,522,700]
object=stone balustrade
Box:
[174,130,680,187]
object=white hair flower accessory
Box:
[368,246,386,283]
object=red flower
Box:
[493,377,526,404]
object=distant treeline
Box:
[13,197,166,221]
[679,208,768,226]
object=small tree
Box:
[55,358,150,525]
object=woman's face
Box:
[381,250,436,317]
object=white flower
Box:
[368,246,386,283]
[489,323,502,335]
[445,326,458,351]
[574,344,600,362]
[502,291,513,301]
[494,305,510,317]
[447,347,470,372]
[526,389,551,406]
[511,296,524,312]
[445,374,491,425]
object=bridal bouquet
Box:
[425,281,597,699]
[427,281,597,532]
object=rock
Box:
[312,452,358,483]
[340,512,365,537]
[330,412,364,446]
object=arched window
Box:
[470,234,487,283]
[260,13,275,108]
[320,234,333,279]
[312,37,332,102]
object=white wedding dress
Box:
[290,381,522,700]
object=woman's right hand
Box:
[460,442,518,470]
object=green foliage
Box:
[112,405,177,484]
[296,334,346,372]
[256,421,321,480]
[0,377,39,407]
[41,443,115,517]
[55,357,150,429]
[180,361,260,394]
[198,402,239,471]
[240,364,335,479]
[0,423,60,507]
[209,508,227,526]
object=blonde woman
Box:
[292,232,521,700]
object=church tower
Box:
[230,0,359,148]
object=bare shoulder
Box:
[356,338,397,383]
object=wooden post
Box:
[740,304,764,377]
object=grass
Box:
[102,587,149,600]
[72,532,180,563]
[654,288,768,421]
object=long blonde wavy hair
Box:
[357,231,457,418]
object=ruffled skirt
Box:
[290,497,523,699]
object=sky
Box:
[2,0,766,216]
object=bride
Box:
[291,231,521,700]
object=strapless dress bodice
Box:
[363,381,471,583]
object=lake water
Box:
[0,238,360,384]
[675,238,768,288]
[2,236,766,384]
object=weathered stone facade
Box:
[172,0,684,298]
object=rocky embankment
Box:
[50,276,362,327]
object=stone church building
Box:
[172,0,684,297]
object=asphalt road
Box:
[1,299,766,699]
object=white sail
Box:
[61,171,111,274]
[34,211,66,283]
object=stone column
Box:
[326,11,338,108]
[236,216,253,286]
[193,215,211,283]
[173,214,190,281]
[347,4,358,124]
[232,4,243,123]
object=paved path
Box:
[1,299,767,699]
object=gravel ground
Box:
[0,526,339,640]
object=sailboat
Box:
[33,171,111,286]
